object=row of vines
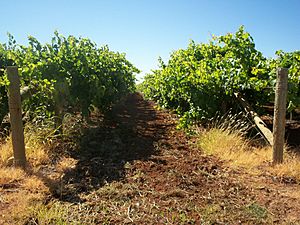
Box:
[0,32,139,126]
[140,26,300,128]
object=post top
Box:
[277,67,288,73]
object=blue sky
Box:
[1,0,299,81]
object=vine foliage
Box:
[141,26,300,128]
[0,32,139,124]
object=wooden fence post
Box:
[272,68,288,164]
[234,92,273,146]
[7,66,26,168]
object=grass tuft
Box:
[0,167,25,184]
[0,120,57,167]
[198,127,300,180]
[26,201,70,225]
[246,202,268,220]
[271,152,300,179]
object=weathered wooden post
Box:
[272,68,288,164]
[7,66,26,168]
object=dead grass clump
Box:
[198,128,300,180]
[21,175,49,194]
[0,140,13,166]
[0,119,59,168]
[0,167,25,184]
[271,152,300,179]
[56,157,77,173]
[198,128,270,170]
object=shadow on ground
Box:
[262,116,300,152]
[52,93,167,202]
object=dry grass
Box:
[198,128,270,170]
[21,175,49,193]
[0,114,84,224]
[0,121,58,224]
[198,128,300,180]
[0,122,55,168]
[271,152,300,179]
[0,173,49,224]
[0,115,82,224]
[56,157,78,173]
[0,167,25,184]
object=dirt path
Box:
[44,93,298,224]
[2,93,300,224]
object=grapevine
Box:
[140,26,300,128]
[0,32,139,124]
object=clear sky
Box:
[1,0,299,81]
